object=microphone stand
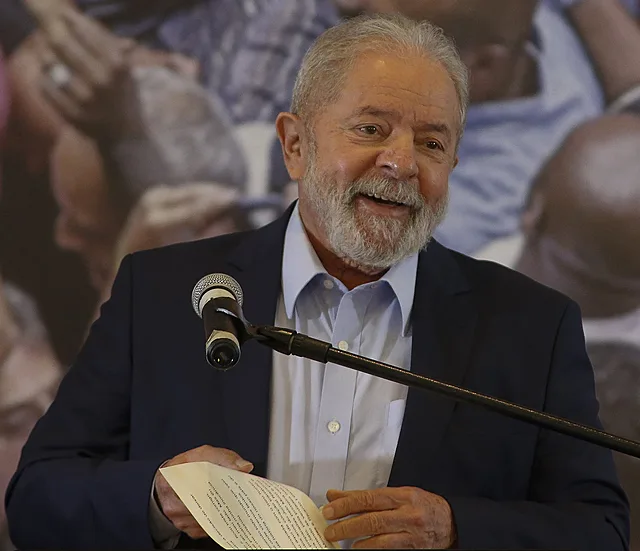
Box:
[249,324,640,460]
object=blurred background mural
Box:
[1,0,639,548]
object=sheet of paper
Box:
[160,462,340,549]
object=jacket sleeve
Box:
[445,301,630,550]
[5,254,165,549]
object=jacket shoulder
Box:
[447,247,575,316]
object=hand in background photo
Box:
[27,1,133,131]
[27,2,198,139]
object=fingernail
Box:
[235,459,253,471]
[323,505,334,519]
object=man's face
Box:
[0,339,61,528]
[51,128,124,291]
[296,50,458,271]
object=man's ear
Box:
[275,112,309,181]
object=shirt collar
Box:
[378,250,418,338]
[282,204,327,319]
[282,204,419,336]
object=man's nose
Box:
[376,136,419,182]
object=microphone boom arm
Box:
[252,324,640,460]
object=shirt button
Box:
[338,340,349,351]
[327,420,341,434]
[323,279,334,290]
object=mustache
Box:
[344,175,426,209]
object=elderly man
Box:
[6,14,629,550]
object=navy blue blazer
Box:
[6,207,630,550]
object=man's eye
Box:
[425,140,443,150]
[358,125,379,135]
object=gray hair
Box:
[290,13,470,140]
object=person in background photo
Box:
[0,282,62,551]
[512,114,640,547]
[0,0,98,365]
[24,0,337,126]
[50,62,251,307]
[515,114,640,342]
[23,0,338,209]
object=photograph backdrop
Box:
[1,0,639,549]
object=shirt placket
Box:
[308,286,368,506]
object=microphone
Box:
[191,273,248,370]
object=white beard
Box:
[301,151,448,274]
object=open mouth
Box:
[358,192,409,208]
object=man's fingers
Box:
[351,532,416,549]
[193,446,254,472]
[156,482,188,518]
[172,445,254,473]
[183,525,209,540]
[323,489,400,520]
[161,502,208,539]
[324,510,410,542]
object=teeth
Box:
[362,192,407,206]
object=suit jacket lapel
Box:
[389,241,478,488]
[217,207,295,477]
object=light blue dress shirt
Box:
[266,205,417,510]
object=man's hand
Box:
[154,445,254,540]
[322,487,457,549]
